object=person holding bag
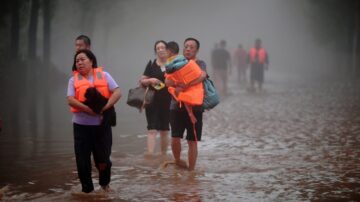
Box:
[139,40,171,157]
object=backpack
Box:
[202,78,220,110]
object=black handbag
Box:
[127,86,155,112]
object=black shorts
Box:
[170,109,203,141]
[250,64,264,83]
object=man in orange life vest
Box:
[248,38,269,92]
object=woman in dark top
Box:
[139,40,171,156]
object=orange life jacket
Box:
[165,60,204,106]
[249,47,266,64]
[70,67,111,112]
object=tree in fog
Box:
[309,0,360,76]
[10,0,20,59]
[28,0,40,60]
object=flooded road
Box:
[1,75,360,201]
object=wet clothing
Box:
[250,63,265,83]
[73,123,112,193]
[170,109,203,141]
[143,59,171,131]
[67,71,118,125]
[169,60,207,141]
[248,48,269,83]
[67,70,118,193]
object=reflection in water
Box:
[0,78,360,201]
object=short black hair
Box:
[220,40,226,46]
[154,40,167,53]
[167,41,179,54]
[184,37,200,50]
[76,35,91,46]
[72,49,98,71]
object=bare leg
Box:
[171,137,187,168]
[250,79,255,92]
[187,140,198,171]
[223,70,228,96]
[159,130,169,155]
[147,130,157,154]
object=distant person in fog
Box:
[211,40,231,96]
[233,44,247,84]
[247,38,269,92]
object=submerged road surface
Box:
[1,77,360,201]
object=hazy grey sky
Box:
[51,0,333,90]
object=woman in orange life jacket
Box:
[67,49,121,193]
[165,38,207,171]
[139,40,172,157]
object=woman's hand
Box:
[139,76,161,86]
[100,87,121,114]
[149,78,161,85]
[100,103,111,114]
[84,106,97,116]
[68,96,96,115]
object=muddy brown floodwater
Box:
[1,76,360,201]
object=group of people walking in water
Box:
[67,35,208,194]
[67,35,269,194]
[212,38,269,95]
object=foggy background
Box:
[50,0,357,136]
[52,0,345,127]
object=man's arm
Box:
[265,52,269,70]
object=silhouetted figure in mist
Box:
[75,35,91,52]
[211,40,231,96]
[233,44,248,84]
[247,38,269,92]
